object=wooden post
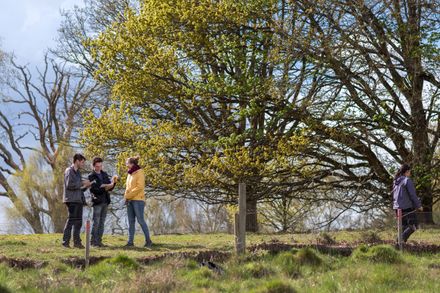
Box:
[235,183,246,254]
[397,209,403,251]
[85,219,91,268]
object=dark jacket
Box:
[392,176,422,210]
[63,165,85,204]
[88,171,114,206]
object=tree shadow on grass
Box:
[98,242,206,252]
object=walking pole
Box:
[85,205,92,268]
[397,209,403,251]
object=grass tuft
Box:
[352,245,402,264]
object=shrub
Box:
[274,252,300,278]
[185,267,214,288]
[352,245,402,264]
[107,254,139,269]
[317,232,336,245]
[185,259,199,270]
[241,262,273,278]
[296,248,322,266]
[255,279,296,293]
[360,231,382,244]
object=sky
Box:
[0,0,84,233]
[0,0,83,64]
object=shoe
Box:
[99,243,108,247]
[62,243,70,248]
[144,242,153,248]
[74,243,85,249]
[124,243,134,248]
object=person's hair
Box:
[92,157,103,166]
[127,156,140,166]
[394,163,411,180]
[73,153,86,163]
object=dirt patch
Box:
[400,242,440,254]
[0,256,46,269]
[248,242,353,256]
[137,250,231,265]
[59,250,231,269]
[249,240,440,256]
[248,241,440,256]
[61,256,108,268]
[4,241,440,270]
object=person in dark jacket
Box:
[88,157,118,247]
[392,164,423,243]
[62,154,92,248]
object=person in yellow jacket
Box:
[124,156,153,247]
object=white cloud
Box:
[0,0,83,64]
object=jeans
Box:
[396,208,418,242]
[62,202,83,245]
[127,200,152,245]
[91,203,108,245]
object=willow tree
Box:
[83,0,319,231]
[0,55,102,233]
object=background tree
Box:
[54,0,139,75]
[0,54,102,233]
[282,0,440,223]
[259,195,310,233]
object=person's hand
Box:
[82,179,92,188]
[100,183,114,190]
[112,175,119,184]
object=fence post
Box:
[85,219,91,268]
[397,209,403,251]
[235,183,246,254]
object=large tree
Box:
[82,0,319,232]
[83,0,440,230]
[282,0,440,223]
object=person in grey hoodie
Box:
[62,154,92,248]
[392,164,423,243]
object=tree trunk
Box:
[420,185,434,225]
[246,199,258,232]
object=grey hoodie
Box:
[392,176,422,210]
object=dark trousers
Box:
[62,202,83,245]
[91,203,108,245]
[396,208,418,242]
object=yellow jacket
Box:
[124,169,145,201]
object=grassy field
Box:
[1,229,440,292]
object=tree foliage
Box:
[83,0,440,229]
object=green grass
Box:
[1,230,440,292]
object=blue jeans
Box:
[91,203,108,245]
[127,200,152,245]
